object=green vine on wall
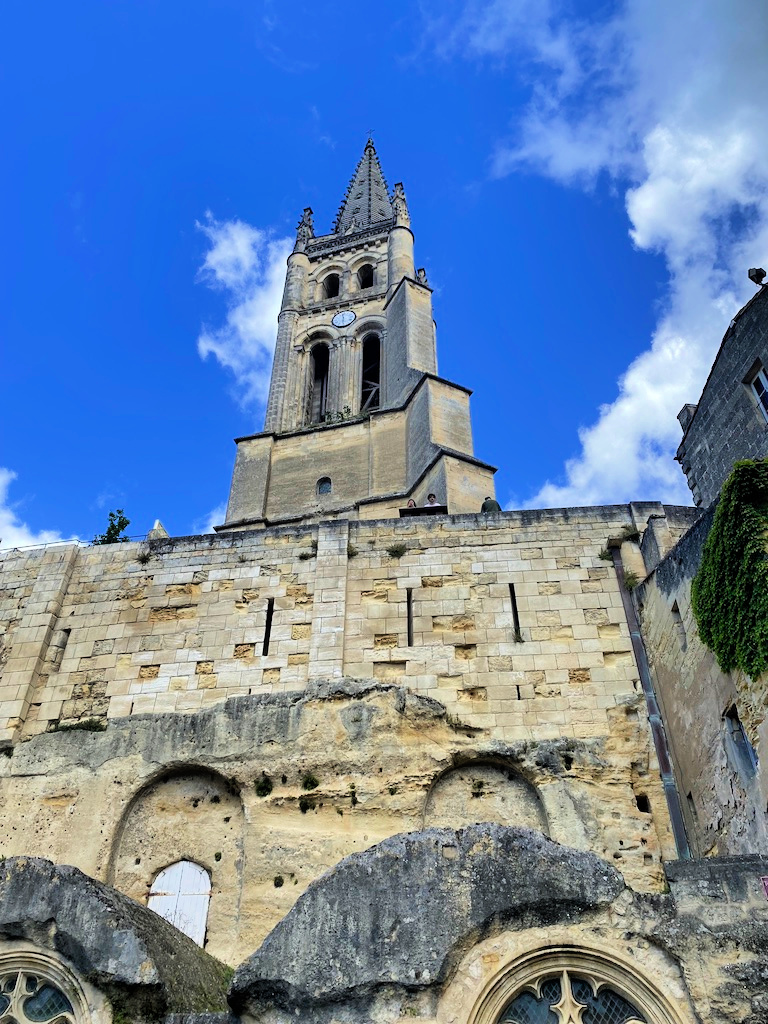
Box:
[691,459,768,679]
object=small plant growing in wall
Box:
[93,509,130,545]
[386,543,407,559]
[50,718,107,733]
[623,570,640,591]
[471,779,484,798]
[620,524,641,543]
[254,774,273,797]
[691,459,768,679]
[349,782,358,806]
[299,795,315,813]
[599,547,612,562]
[273,875,284,888]
[302,772,319,791]
[299,540,318,561]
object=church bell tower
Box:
[222,140,496,529]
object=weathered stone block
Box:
[0,857,230,1020]
[229,825,623,1016]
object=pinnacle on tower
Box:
[333,139,394,235]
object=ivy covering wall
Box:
[691,459,768,679]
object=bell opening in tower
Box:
[361,334,381,412]
[358,264,374,289]
[323,273,340,299]
[309,342,330,423]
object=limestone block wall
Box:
[635,509,768,856]
[344,508,648,743]
[1,507,681,755]
[0,529,322,740]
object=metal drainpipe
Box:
[610,545,691,860]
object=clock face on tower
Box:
[331,310,356,328]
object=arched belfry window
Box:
[361,334,381,412]
[323,273,340,299]
[358,264,375,289]
[317,477,332,495]
[309,342,330,423]
[148,860,211,946]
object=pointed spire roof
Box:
[333,139,393,234]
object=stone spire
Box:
[333,139,394,235]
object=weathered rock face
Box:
[230,824,623,1015]
[0,839,765,1024]
[0,857,231,1021]
[228,829,768,1024]
[0,681,670,963]
[656,857,768,1024]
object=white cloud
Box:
[196,213,292,408]
[428,0,768,507]
[191,502,227,535]
[0,469,76,550]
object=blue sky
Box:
[2,0,767,547]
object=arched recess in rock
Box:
[422,760,549,835]
[107,767,245,962]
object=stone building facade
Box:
[676,283,768,508]
[635,280,768,861]
[0,143,766,1024]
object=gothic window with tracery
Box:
[500,970,645,1024]
[0,971,76,1024]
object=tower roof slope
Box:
[334,139,393,234]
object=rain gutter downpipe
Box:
[609,540,691,860]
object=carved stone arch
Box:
[297,326,339,351]
[422,757,549,834]
[466,944,695,1024]
[107,765,245,962]
[352,314,386,341]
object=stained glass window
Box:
[501,970,645,1024]
[0,971,75,1023]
